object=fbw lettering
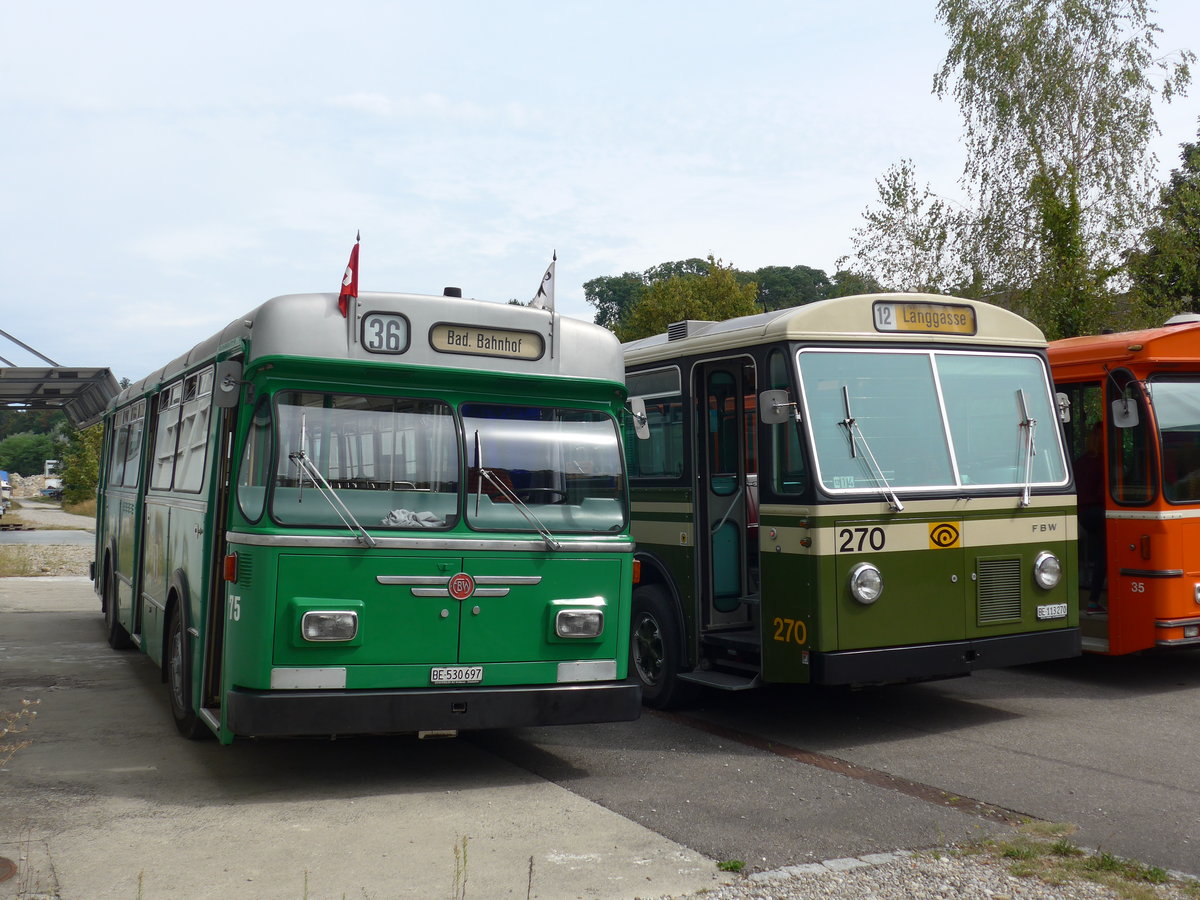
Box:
[1030,522,1058,533]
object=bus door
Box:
[1105,371,1160,654]
[696,358,758,631]
[200,403,239,718]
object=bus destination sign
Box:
[429,323,545,361]
[873,301,977,336]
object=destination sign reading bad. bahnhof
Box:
[429,323,545,361]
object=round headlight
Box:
[848,562,883,604]
[1033,551,1061,590]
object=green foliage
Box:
[716,859,745,873]
[828,269,885,298]
[60,424,103,504]
[586,258,833,334]
[0,431,57,477]
[0,409,66,442]
[583,271,646,331]
[1129,129,1200,317]
[842,158,985,295]
[754,265,832,310]
[616,257,760,342]
[930,0,1194,339]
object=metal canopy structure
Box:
[0,367,120,429]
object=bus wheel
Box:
[104,564,134,650]
[630,584,693,709]
[166,604,209,740]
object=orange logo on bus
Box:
[928,523,961,549]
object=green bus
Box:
[623,293,1080,707]
[95,289,640,743]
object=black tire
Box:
[166,603,209,740]
[103,562,134,650]
[630,584,694,709]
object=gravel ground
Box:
[659,850,1198,899]
[1,502,94,576]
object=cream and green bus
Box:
[96,288,639,743]
[623,293,1080,706]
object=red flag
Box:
[338,232,360,317]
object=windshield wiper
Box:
[288,413,377,547]
[473,430,562,551]
[1017,389,1037,508]
[839,385,904,512]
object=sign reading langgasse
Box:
[873,301,978,336]
[429,323,545,360]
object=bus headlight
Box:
[1033,552,1062,590]
[848,562,883,604]
[301,611,359,642]
[555,608,604,638]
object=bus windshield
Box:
[462,403,626,534]
[797,349,1067,493]
[260,392,625,534]
[1149,377,1200,502]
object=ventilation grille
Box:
[667,320,717,341]
[976,557,1022,623]
[237,553,254,587]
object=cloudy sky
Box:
[3,1,1199,382]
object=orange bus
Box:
[1049,316,1200,654]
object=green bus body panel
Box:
[632,489,1078,685]
[263,553,625,678]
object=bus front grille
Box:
[976,557,1022,623]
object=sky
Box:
[2,1,1199,384]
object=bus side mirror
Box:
[214,360,245,408]
[629,397,650,440]
[1112,397,1139,428]
[759,389,797,425]
[1056,392,1070,424]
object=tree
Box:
[1128,126,1200,316]
[60,424,104,505]
[842,159,985,295]
[752,265,831,310]
[0,432,56,477]
[583,271,646,331]
[827,269,885,298]
[616,258,760,343]
[932,0,1193,338]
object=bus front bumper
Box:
[811,627,1081,685]
[225,680,642,738]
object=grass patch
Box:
[0,546,39,577]
[64,498,96,518]
[980,823,1200,899]
[717,860,745,873]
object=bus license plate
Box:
[1036,603,1068,620]
[430,665,483,685]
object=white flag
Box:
[531,251,556,311]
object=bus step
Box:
[678,669,762,691]
[701,628,760,654]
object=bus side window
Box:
[768,349,807,494]
[237,396,273,523]
[1107,374,1154,505]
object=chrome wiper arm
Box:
[1017,389,1037,508]
[839,385,904,512]
[288,449,377,548]
[479,468,563,551]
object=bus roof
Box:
[1048,319,1200,377]
[621,292,1046,365]
[111,291,623,409]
